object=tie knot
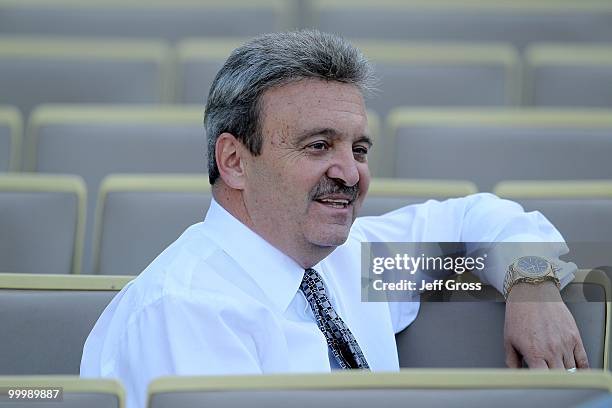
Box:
[302,267,322,284]
[300,268,328,303]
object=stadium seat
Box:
[0,174,85,275]
[147,370,612,408]
[385,109,612,189]
[0,0,294,41]
[311,0,612,50]
[25,105,206,274]
[396,269,610,370]
[0,106,21,172]
[93,175,213,276]
[0,37,171,120]
[356,41,519,116]
[176,38,248,104]
[525,44,612,107]
[0,273,132,375]
[0,376,124,407]
[359,178,478,216]
[494,181,612,269]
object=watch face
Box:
[516,256,550,277]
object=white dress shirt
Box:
[80,193,575,408]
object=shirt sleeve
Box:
[453,193,576,291]
[353,193,576,332]
[109,294,262,408]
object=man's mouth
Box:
[314,197,353,209]
[309,177,360,210]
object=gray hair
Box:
[204,29,376,184]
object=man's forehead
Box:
[259,78,368,138]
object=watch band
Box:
[503,257,561,300]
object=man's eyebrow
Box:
[295,127,373,147]
[356,135,374,147]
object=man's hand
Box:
[504,281,589,369]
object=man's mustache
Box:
[309,177,360,202]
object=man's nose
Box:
[326,147,360,187]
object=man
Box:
[81,30,588,408]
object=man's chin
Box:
[305,202,359,247]
[307,226,351,248]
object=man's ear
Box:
[215,132,247,190]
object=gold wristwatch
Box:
[503,256,560,299]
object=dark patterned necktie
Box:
[299,268,370,369]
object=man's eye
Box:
[353,146,369,155]
[308,141,329,150]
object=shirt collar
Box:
[202,198,306,313]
